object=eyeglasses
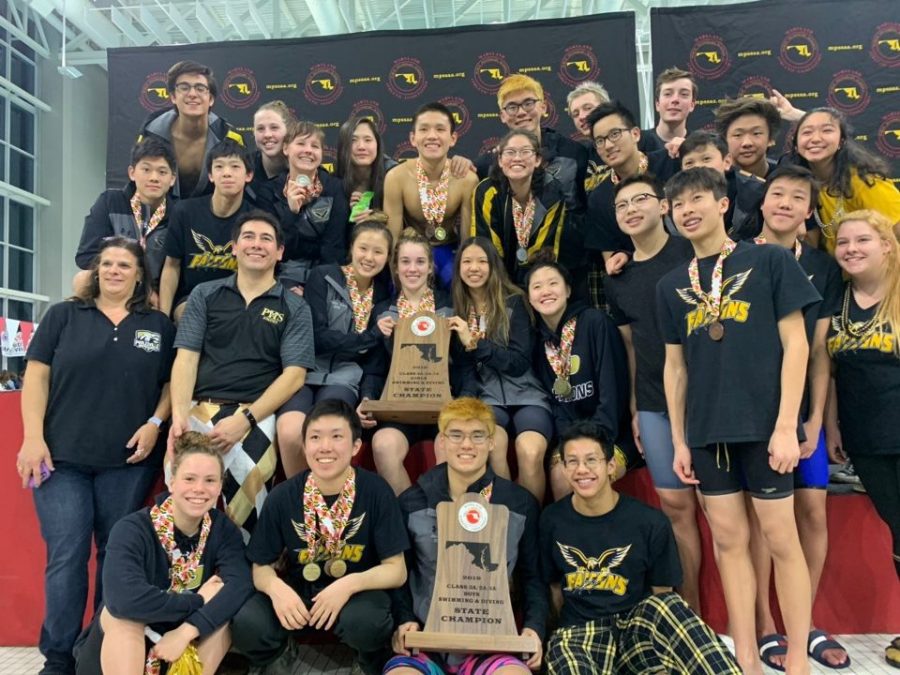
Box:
[174,82,210,95]
[563,456,606,470]
[500,147,537,159]
[614,193,660,213]
[444,430,490,445]
[502,98,539,115]
[593,127,631,148]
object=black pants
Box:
[230,589,393,674]
[852,453,900,578]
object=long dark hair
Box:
[337,117,387,207]
[488,129,545,199]
[452,236,524,345]
[75,237,150,311]
[789,107,890,200]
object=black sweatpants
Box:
[852,453,900,578]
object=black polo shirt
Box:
[175,275,315,402]
[26,301,175,467]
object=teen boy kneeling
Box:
[386,397,547,675]
[540,421,740,674]
[657,167,820,675]
[231,399,409,675]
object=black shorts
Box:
[692,441,793,499]
[492,405,553,439]
[377,422,438,446]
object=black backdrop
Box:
[106,13,639,188]
[652,0,899,179]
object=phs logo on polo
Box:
[261,308,285,325]
[133,330,161,353]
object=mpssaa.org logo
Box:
[689,34,731,80]
[871,22,900,68]
[472,52,510,95]
[877,112,900,160]
[305,64,343,105]
[738,76,774,100]
[559,45,600,88]
[827,70,871,115]
[139,71,170,112]
[387,57,428,100]
[439,96,472,138]
[779,27,822,74]
[349,100,387,135]
[221,67,261,110]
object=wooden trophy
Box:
[404,493,540,657]
[360,311,451,424]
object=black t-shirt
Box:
[247,467,409,597]
[539,494,681,625]
[26,301,175,467]
[798,243,843,341]
[827,289,900,456]
[605,236,694,412]
[163,194,252,303]
[656,241,821,447]
[585,150,681,254]
[638,128,666,154]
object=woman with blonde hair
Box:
[825,209,900,669]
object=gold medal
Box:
[552,376,572,398]
[434,226,447,241]
[302,562,321,582]
[325,558,347,578]
[708,321,725,341]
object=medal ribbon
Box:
[145,497,211,675]
[129,193,166,247]
[303,471,356,562]
[610,153,648,185]
[754,235,801,261]
[282,173,323,202]
[397,288,435,319]
[688,238,737,320]
[467,311,486,348]
[511,196,536,251]
[480,482,493,502]
[416,159,451,226]
[544,317,577,380]
[342,265,374,333]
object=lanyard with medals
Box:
[129,193,166,247]
[466,310,486,350]
[145,497,211,675]
[342,265,374,333]
[416,158,451,242]
[302,471,356,581]
[754,235,802,261]
[511,195,536,264]
[397,288,435,318]
[688,238,736,341]
[544,317,577,397]
[610,153,649,185]
[839,286,882,344]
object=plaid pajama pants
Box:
[547,592,740,675]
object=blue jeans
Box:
[32,461,158,673]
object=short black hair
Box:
[412,102,456,134]
[167,60,218,98]
[665,167,728,202]
[680,130,728,160]
[558,421,614,462]
[302,399,363,444]
[763,164,819,210]
[613,173,664,200]
[586,100,638,137]
[231,209,284,248]
[130,137,176,173]
[206,138,253,174]
[714,97,781,140]
[524,254,574,290]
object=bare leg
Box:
[490,426,511,479]
[276,411,307,478]
[515,430,547,501]
[747,494,783,668]
[752,496,812,675]
[372,427,412,495]
[549,459,571,501]
[656,487,702,613]
[99,607,145,675]
[197,623,231,675]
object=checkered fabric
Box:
[587,259,609,312]
[547,592,740,675]
[188,400,277,540]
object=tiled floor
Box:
[1,634,897,673]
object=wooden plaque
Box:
[404,493,539,656]
[360,312,452,424]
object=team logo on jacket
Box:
[133,330,161,353]
[188,231,238,271]
[677,269,753,336]
[778,27,822,73]
[558,542,630,595]
[292,514,366,563]
[221,67,261,109]
[139,71,171,112]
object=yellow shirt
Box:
[818,171,900,254]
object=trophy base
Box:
[404,631,540,656]
[359,400,448,424]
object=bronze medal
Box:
[552,376,572,398]
[434,226,447,241]
[302,562,321,582]
[708,321,725,341]
[325,558,347,578]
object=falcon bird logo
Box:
[187,230,237,270]
[557,542,632,595]
[292,514,367,563]
[678,269,753,336]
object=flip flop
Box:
[807,629,851,669]
[886,636,900,669]
[758,633,788,672]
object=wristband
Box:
[147,416,163,428]
[242,407,258,428]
